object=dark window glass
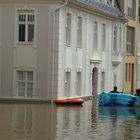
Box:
[19,24,25,42]
[28,24,34,42]
[128,0,134,18]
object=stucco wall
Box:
[57,7,124,98]
[0,3,59,100]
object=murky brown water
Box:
[0,99,140,140]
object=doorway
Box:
[92,67,98,95]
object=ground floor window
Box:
[65,72,71,97]
[101,72,105,91]
[76,72,81,96]
[17,71,33,97]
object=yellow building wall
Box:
[122,0,138,94]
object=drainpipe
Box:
[51,0,69,103]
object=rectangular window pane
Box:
[66,13,71,45]
[77,72,81,96]
[28,15,34,22]
[28,24,34,42]
[102,24,106,51]
[18,82,25,96]
[101,72,105,91]
[27,71,33,81]
[27,82,33,97]
[19,14,26,22]
[65,72,70,97]
[113,26,117,53]
[119,27,122,51]
[93,21,98,50]
[19,24,25,42]
[77,17,82,48]
[128,0,134,18]
[18,71,25,80]
[127,27,134,54]
[125,63,128,81]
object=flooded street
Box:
[0,99,140,140]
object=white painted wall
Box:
[57,7,124,98]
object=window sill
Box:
[17,42,34,45]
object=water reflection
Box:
[0,103,56,140]
[14,105,32,137]
[98,106,140,140]
[0,100,140,140]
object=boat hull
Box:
[54,98,84,105]
[99,92,140,107]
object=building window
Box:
[139,6,140,17]
[128,0,134,18]
[17,71,33,97]
[125,63,134,82]
[113,26,117,54]
[102,24,106,52]
[101,72,105,91]
[76,72,81,96]
[65,72,71,97]
[18,10,35,43]
[127,27,134,55]
[119,27,122,51]
[65,13,71,46]
[77,16,82,48]
[93,21,98,51]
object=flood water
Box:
[0,99,140,140]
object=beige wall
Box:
[0,2,60,100]
[0,5,14,97]
[0,8,1,95]
[118,0,138,93]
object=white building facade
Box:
[0,0,126,101]
[55,0,126,99]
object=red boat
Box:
[54,98,84,105]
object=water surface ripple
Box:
[0,99,140,140]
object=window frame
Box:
[77,16,82,48]
[113,26,117,54]
[76,72,82,96]
[17,71,33,97]
[65,13,71,47]
[128,0,134,18]
[102,24,106,52]
[126,26,134,55]
[17,9,35,44]
[93,21,98,51]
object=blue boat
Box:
[99,92,140,107]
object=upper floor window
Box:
[127,26,134,55]
[128,0,134,18]
[18,10,35,43]
[65,13,71,46]
[113,26,117,54]
[119,27,122,51]
[93,21,98,51]
[102,24,106,52]
[139,6,140,17]
[77,16,82,48]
